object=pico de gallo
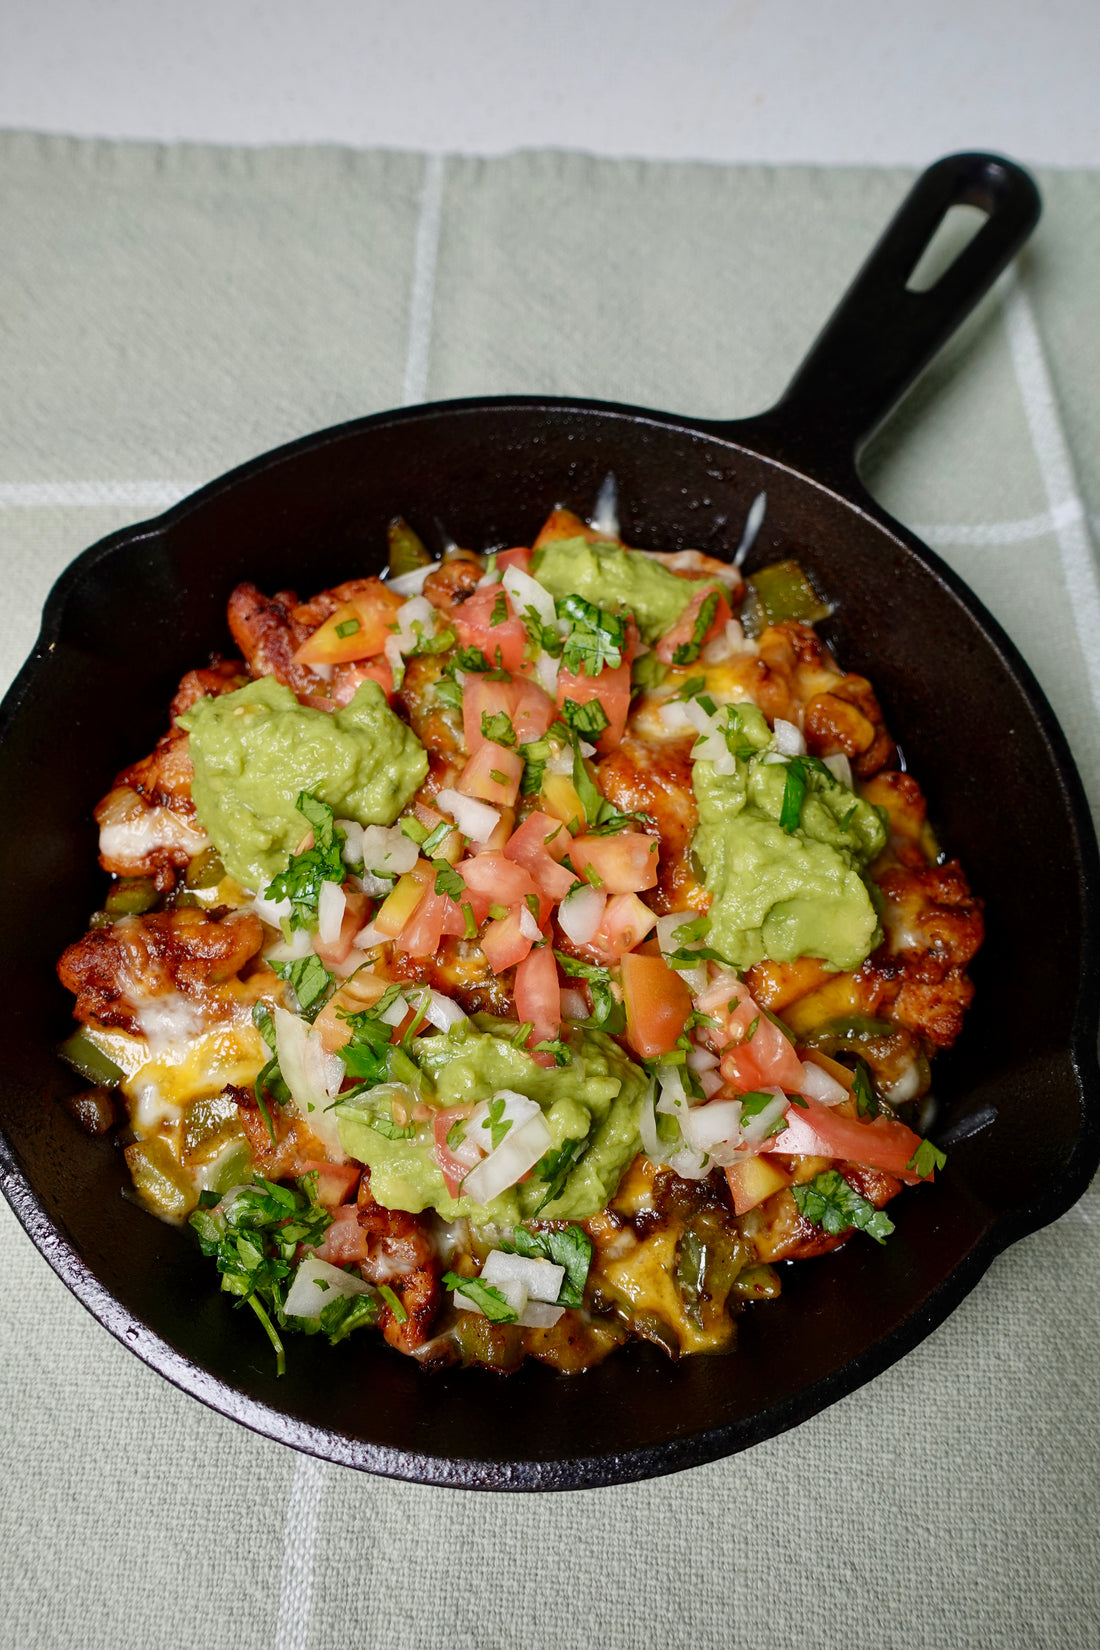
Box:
[55,501,983,1374]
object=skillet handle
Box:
[738,153,1040,484]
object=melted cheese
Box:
[99,806,208,863]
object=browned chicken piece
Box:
[744,1162,903,1263]
[357,1172,441,1352]
[759,621,897,778]
[169,658,248,720]
[859,860,984,1048]
[58,908,264,1032]
[395,654,465,759]
[422,556,482,616]
[236,1093,333,1180]
[95,661,249,887]
[597,733,706,914]
[226,581,319,696]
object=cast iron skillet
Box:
[1,153,1097,1491]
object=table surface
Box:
[1,0,1098,166]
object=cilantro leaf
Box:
[452,644,491,673]
[502,1224,593,1307]
[433,859,466,902]
[852,1060,879,1119]
[553,951,625,1036]
[269,954,334,1020]
[905,1138,947,1179]
[378,1283,409,1323]
[556,593,627,677]
[791,1170,896,1245]
[434,677,464,711]
[532,1134,589,1213]
[671,591,720,666]
[533,1037,572,1066]
[481,710,517,747]
[675,675,707,701]
[779,758,807,834]
[263,792,347,930]
[489,592,509,627]
[486,1095,512,1149]
[443,1271,519,1323]
[560,697,610,738]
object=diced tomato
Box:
[494,546,533,572]
[453,583,528,673]
[457,741,524,807]
[432,1104,479,1198]
[504,812,578,903]
[591,892,658,958]
[554,618,640,753]
[298,1161,361,1209]
[654,586,731,665]
[458,854,550,924]
[312,887,369,969]
[336,655,395,702]
[569,831,659,895]
[480,909,535,974]
[620,952,692,1058]
[395,889,448,958]
[720,1005,805,1093]
[724,1156,793,1216]
[514,945,561,1046]
[293,581,405,665]
[462,674,556,756]
[310,1204,368,1265]
[765,1094,926,1180]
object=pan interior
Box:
[1,401,1093,1486]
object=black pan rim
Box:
[3,391,1098,1492]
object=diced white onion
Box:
[482,1249,565,1303]
[533,652,560,696]
[698,1068,724,1098]
[556,883,606,945]
[461,1108,553,1206]
[692,731,737,775]
[773,718,806,757]
[695,971,743,1017]
[544,745,574,775]
[502,564,556,628]
[425,989,467,1031]
[392,595,435,650]
[454,1275,527,1317]
[251,891,293,927]
[655,910,696,954]
[687,1047,719,1072]
[378,992,409,1028]
[475,568,503,588]
[352,922,388,950]
[360,823,419,876]
[386,563,435,597]
[739,1087,790,1146]
[264,926,314,963]
[519,1300,566,1329]
[657,699,695,734]
[273,1006,347,1161]
[284,1256,374,1321]
[435,787,500,844]
[824,753,854,788]
[683,698,715,736]
[798,1060,849,1106]
[336,819,364,867]
[518,903,543,942]
[681,1099,742,1152]
[317,880,347,945]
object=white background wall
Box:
[1,0,1096,166]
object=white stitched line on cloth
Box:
[1001,271,1100,723]
[911,500,1085,547]
[273,1454,326,1650]
[401,152,446,407]
[0,480,194,507]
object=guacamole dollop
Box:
[692,702,887,972]
[531,536,715,645]
[336,1014,649,1224]
[179,677,428,890]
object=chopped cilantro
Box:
[378,1283,409,1323]
[905,1138,947,1179]
[433,859,466,902]
[481,710,517,746]
[444,1272,519,1323]
[269,954,334,1020]
[556,593,627,677]
[420,820,453,856]
[533,1038,572,1066]
[263,792,347,931]
[672,591,720,666]
[553,951,625,1036]
[489,592,509,627]
[410,624,456,656]
[532,1135,588,1213]
[486,1095,513,1149]
[852,1060,878,1119]
[675,675,707,701]
[369,1115,417,1141]
[779,758,808,834]
[334,616,360,639]
[461,900,477,939]
[435,677,464,711]
[452,644,492,673]
[560,697,610,738]
[791,1170,896,1245]
[511,1021,534,1047]
[489,768,508,785]
[502,1224,593,1307]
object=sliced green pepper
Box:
[104,877,160,917]
[387,516,432,579]
[58,1028,124,1088]
[742,559,831,635]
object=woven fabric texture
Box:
[1,133,1098,1650]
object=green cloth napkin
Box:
[1,133,1098,1650]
